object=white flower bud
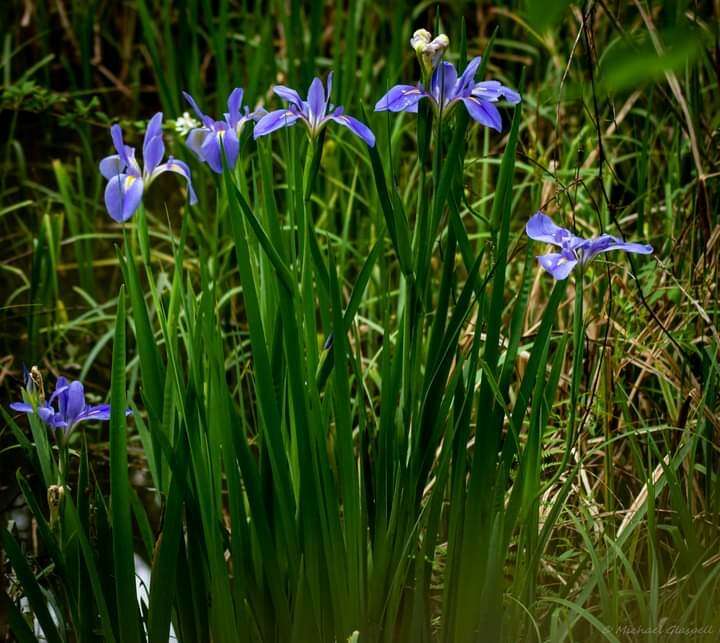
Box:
[410,29,432,54]
[410,30,450,75]
[422,34,450,71]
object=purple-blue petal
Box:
[431,61,459,105]
[182,91,214,128]
[75,404,111,424]
[99,155,125,180]
[329,113,376,147]
[143,113,163,155]
[461,97,502,131]
[253,109,300,139]
[223,129,240,169]
[273,85,304,109]
[199,132,223,173]
[307,77,327,125]
[143,135,165,177]
[9,402,33,414]
[581,235,653,263]
[150,157,198,205]
[471,81,522,105]
[65,381,85,425]
[226,87,244,127]
[186,127,211,159]
[374,85,427,112]
[455,56,482,96]
[104,174,144,222]
[526,212,576,247]
[110,124,130,166]
[537,252,578,280]
[39,406,59,427]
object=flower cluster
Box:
[99,113,197,222]
[525,212,653,280]
[10,371,130,434]
[253,73,375,147]
[97,30,523,220]
[375,29,520,131]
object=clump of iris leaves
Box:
[2,5,719,643]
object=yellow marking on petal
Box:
[124,175,137,190]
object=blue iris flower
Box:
[99,112,198,222]
[182,88,266,173]
[253,73,376,147]
[526,212,653,280]
[374,56,520,132]
[10,376,130,433]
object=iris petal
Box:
[307,77,326,126]
[104,174,144,222]
[461,97,502,131]
[226,87,244,127]
[150,157,198,205]
[65,381,85,425]
[580,235,653,263]
[186,128,211,159]
[273,85,304,109]
[9,402,33,413]
[99,154,125,180]
[455,56,482,95]
[374,85,427,112]
[431,61,458,106]
[143,135,165,177]
[182,92,214,128]
[537,252,578,280]
[253,110,300,139]
[525,212,577,247]
[143,113,163,156]
[329,113,376,147]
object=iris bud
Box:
[410,29,449,76]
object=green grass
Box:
[1,1,719,642]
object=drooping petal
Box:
[74,404,111,424]
[580,235,653,263]
[226,87,245,127]
[307,77,326,126]
[329,113,376,147]
[150,157,198,205]
[430,61,458,106]
[64,381,85,425]
[472,80,521,104]
[273,85,304,109]
[186,127,211,159]
[455,56,482,96]
[143,135,165,177]
[253,109,300,139]
[104,174,145,222]
[537,252,578,280]
[9,402,33,414]
[374,85,428,112]
[249,107,268,122]
[498,84,521,105]
[99,154,125,180]
[461,97,502,131]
